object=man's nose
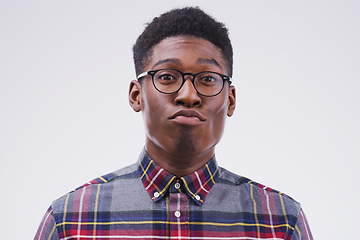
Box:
[174,78,201,107]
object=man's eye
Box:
[159,74,175,81]
[199,75,218,85]
[203,76,215,82]
[156,72,179,85]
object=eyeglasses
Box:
[137,68,232,97]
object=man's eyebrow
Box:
[197,58,223,69]
[151,58,223,70]
[152,58,182,69]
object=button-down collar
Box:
[138,150,219,206]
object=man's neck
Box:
[145,140,215,177]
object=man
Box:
[35,7,313,240]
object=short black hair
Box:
[133,7,233,77]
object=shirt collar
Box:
[138,149,219,206]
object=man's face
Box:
[131,36,236,157]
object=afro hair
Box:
[133,7,233,77]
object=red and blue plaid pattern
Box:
[35,150,313,239]
[139,150,219,205]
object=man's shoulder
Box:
[217,166,301,212]
[76,163,139,191]
[51,163,139,208]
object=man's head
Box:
[129,7,236,176]
[133,7,233,77]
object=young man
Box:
[35,7,313,239]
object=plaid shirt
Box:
[35,150,313,239]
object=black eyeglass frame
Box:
[137,68,232,97]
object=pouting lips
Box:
[169,109,206,121]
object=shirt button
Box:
[174,183,181,189]
[174,211,181,218]
[153,192,160,198]
[195,195,201,201]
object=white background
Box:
[1,0,359,239]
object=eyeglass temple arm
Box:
[137,71,148,80]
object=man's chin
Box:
[173,133,196,154]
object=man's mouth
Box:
[169,110,206,125]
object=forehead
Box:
[146,36,227,74]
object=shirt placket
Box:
[169,192,188,239]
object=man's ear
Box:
[227,85,236,117]
[129,80,143,112]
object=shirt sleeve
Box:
[34,206,60,240]
[291,208,313,240]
